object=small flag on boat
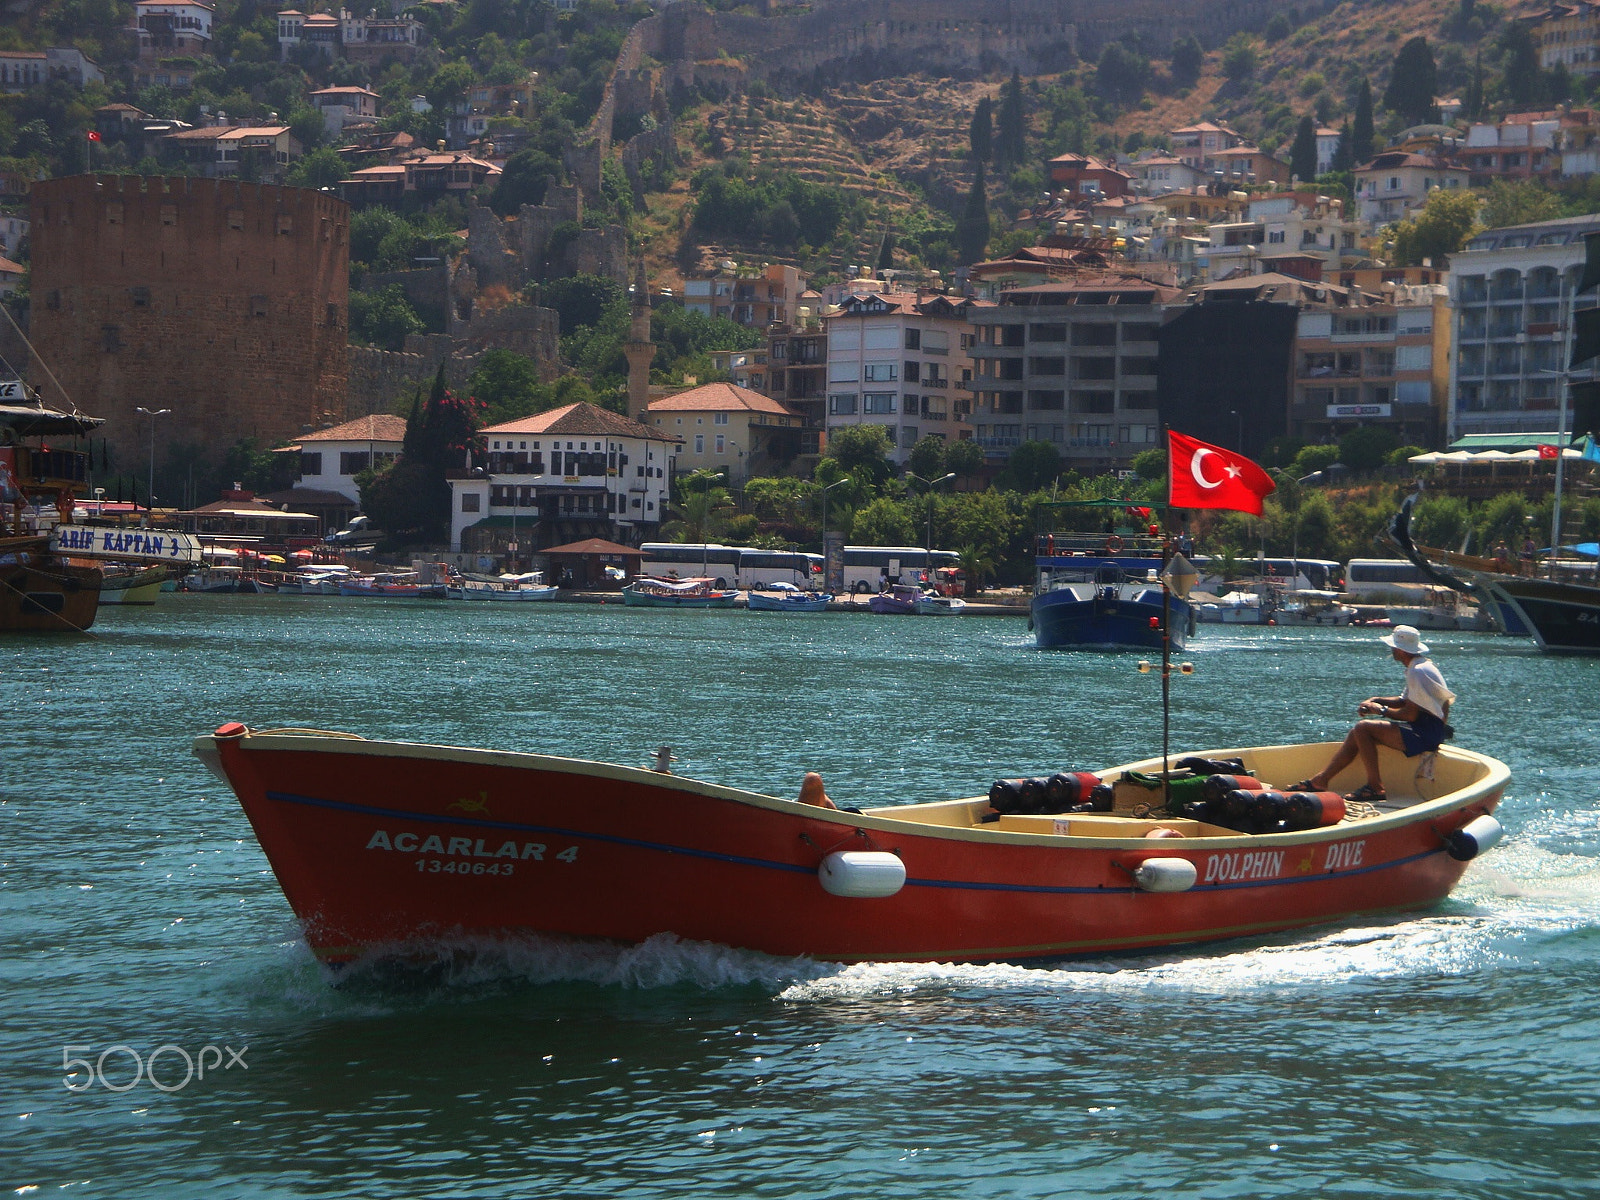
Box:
[1539,443,1560,460]
[1584,435,1600,464]
[1167,430,1276,516]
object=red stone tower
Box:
[27,174,350,483]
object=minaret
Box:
[625,260,654,423]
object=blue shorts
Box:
[1397,710,1449,756]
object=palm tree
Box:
[958,543,997,596]
[664,487,735,545]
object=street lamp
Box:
[906,471,956,588]
[819,476,850,593]
[134,406,170,516]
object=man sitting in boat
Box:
[1291,625,1456,804]
[798,771,837,809]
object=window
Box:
[864,362,898,382]
[829,393,858,415]
[713,412,728,425]
[276,214,294,235]
[694,434,704,453]
[130,286,150,307]
[339,451,371,475]
[300,452,322,475]
[250,295,268,318]
[1030,323,1067,343]
[903,361,920,382]
[828,361,859,383]
[863,393,897,414]
[1028,390,1065,410]
[462,493,480,512]
[904,329,920,350]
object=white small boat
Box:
[747,582,832,612]
[487,571,558,601]
[1275,590,1356,626]
[915,593,967,615]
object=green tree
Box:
[1413,494,1471,550]
[426,60,477,113]
[851,496,917,547]
[1290,443,1342,478]
[945,437,985,480]
[907,434,948,480]
[1464,53,1486,122]
[1390,187,1481,267]
[1094,41,1147,108]
[955,161,990,266]
[537,273,623,336]
[1352,78,1375,164]
[663,486,735,545]
[491,148,559,215]
[823,423,894,488]
[969,95,992,163]
[1289,115,1317,184]
[999,440,1062,492]
[1170,35,1204,90]
[348,284,423,350]
[286,146,348,190]
[1501,22,1542,108]
[996,69,1027,168]
[1482,179,1562,229]
[1384,37,1439,126]
[1338,424,1401,472]
[1131,447,1167,480]
[1221,33,1258,83]
[467,349,542,424]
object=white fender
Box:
[1132,857,1197,893]
[1445,814,1505,862]
[818,850,906,898]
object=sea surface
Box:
[3,596,1599,1199]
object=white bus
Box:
[1344,558,1432,601]
[841,546,963,594]
[1194,556,1342,593]
[736,549,823,589]
[638,543,743,588]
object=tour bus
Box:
[841,546,964,594]
[1194,556,1342,593]
[638,543,743,588]
[736,549,824,589]
[1343,558,1432,601]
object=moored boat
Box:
[621,576,739,608]
[914,592,967,615]
[868,583,922,614]
[97,563,170,605]
[196,723,1510,967]
[746,583,832,612]
[1274,590,1356,626]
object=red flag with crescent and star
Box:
[1167,430,1277,516]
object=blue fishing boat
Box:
[746,583,832,612]
[621,576,740,608]
[1031,500,1193,651]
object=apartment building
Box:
[1292,284,1450,446]
[966,278,1178,470]
[1447,213,1600,438]
[822,290,977,461]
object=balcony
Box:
[923,378,948,389]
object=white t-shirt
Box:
[1403,656,1455,720]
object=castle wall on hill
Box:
[27,174,349,473]
[639,0,1279,86]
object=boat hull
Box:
[1032,587,1190,651]
[198,728,1505,965]
[1486,576,1600,654]
[0,544,101,632]
[747,593,831,612]
[621,588,739,608]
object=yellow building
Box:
[647,383,805,484]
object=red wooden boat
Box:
[195,724,1509,966]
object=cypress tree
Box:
[956,162,990,265]
[1383,36,1439,127]
[997,70,1027,168]
[1464,54,1485,122]
[1289,114,1317,183]
[1331,120,1353,173]
[1352,78,1375,164]
[969,96,993,163]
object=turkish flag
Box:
[1167,430,1277,515]
[1538,443,1560,459]
[86,130,101,142]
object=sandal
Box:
[1346,784,1387,803]
[1287,779,1319,792]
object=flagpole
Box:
[1552,371,1568,580]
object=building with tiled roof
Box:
[821,288,979,462]
[448,403,680,557]
[159,124,301,182]
[0,255,24,297]
[275,413,409,508]
[1352,151,1471,228]
[646,382,804,483]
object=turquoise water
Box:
[4,596,1600,1198]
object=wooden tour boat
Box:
[197,723,1509,968]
